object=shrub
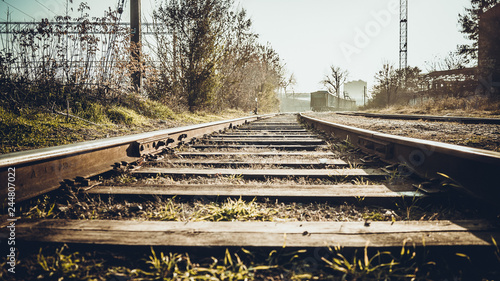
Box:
[77,103,111,124]
[106,106,144,125]
[122,94,177,120]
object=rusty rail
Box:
[299,113,500,201]
[337,111,500,124]
[0,114,274,202]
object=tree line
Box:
[321,0,500,109]
[0,0,285,115]
[367,0,500,108]
[0,3,134,114]
[148,0,284,113]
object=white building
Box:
[344,80,368,108]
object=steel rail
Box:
[0,114,275,202]
[299,113,500,201]
[337,111,500,124]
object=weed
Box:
[395,195,422,220]
[115,173,138,184]
[437,172,474,197]
[351,177,371,185]
[321,242,427,280]
[4,243,500,279]
[106,106,145,125]
[493,237,500,263]
[77,103,111,124]
[144,197,183,221]
[194,197,277,222]
[207,249,263,280]
[124,247,273,280]
[25,195,57,219]
[0,108,89,153]
[34,245,103,280]
[329,137,356,153]
[363,211,386,222]
[347,160,361,169]
[122,93,177,120]
[384,164,411,185]
[355,196,366,204]
[216,173,245,184]
[142,248,185,279]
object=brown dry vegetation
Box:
[370,95,500,117]
[0,104,248,154]
[0,0,285,155]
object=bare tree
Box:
[425,51,468,72]
[373,63,399,106]
[442,51,468,70]
[322,65,349,98]
[282,73,297,97]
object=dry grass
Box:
[24,190,482,223]
[372,96,500,117]
[0,106,248,154]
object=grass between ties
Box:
[2,240,500,280]
[4,186,500,278]
[7,178,497,279]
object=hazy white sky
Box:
[240,0,473,93]
[1,0,473,93]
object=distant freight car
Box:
[310,91,356,111]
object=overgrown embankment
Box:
[0,0,285,154]
[0,94,248,154]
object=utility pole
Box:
[363,86,366,106]
[130,0,142,89]
[5,8,10,55]
[399,0,408,84]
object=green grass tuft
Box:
[0,103,248,154]
[77,103,111,124]
[122,94,178,120]
[106,106,145,125]
[194,197,278,222]
[34,245,103,281]
[0,107,90,153]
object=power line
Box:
[0,21,159,34]
[35,0,58,17]
[1,0,35,20]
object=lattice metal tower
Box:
[399,0,408,73]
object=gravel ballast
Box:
[307,112,500,152]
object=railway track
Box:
[337,111,500,124]
[2,113,500,279]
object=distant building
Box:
[419,68,477,99]
[344,80,367,107]
[415,3,500,101]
